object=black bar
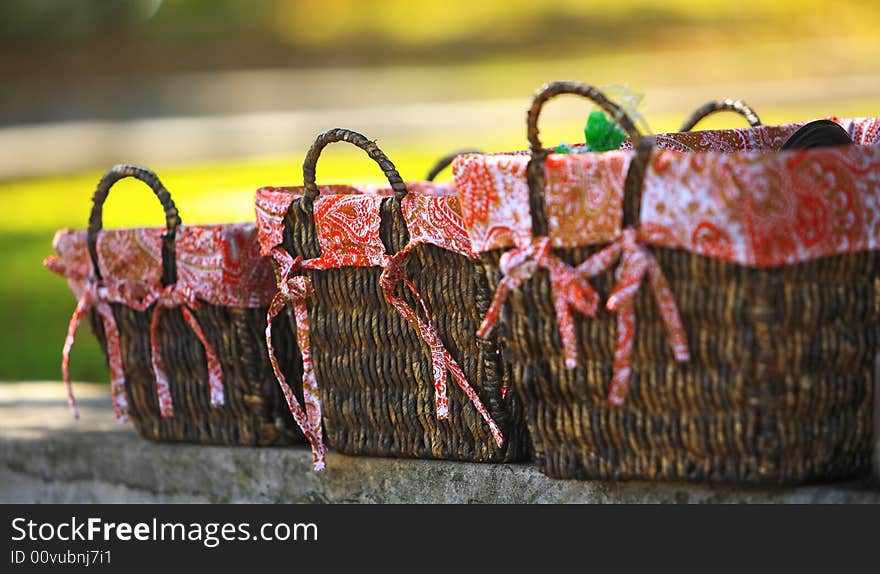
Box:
[2,504,878,570]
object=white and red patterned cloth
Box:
[255,182,473,260]
[45,223,276,422]
[455,117,880,265]
[255,182,504,470]
[455,117,880,403]
[265,248,326,470]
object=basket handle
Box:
[526,81,649,235]
[425,148,482,181]
[88,164,181,286]
[301,128,408,211]
[678,99,761,132]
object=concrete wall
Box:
[2,384,878,504]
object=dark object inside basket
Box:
[780,119,853,151]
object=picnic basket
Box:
[45,164,304,446]
[255,128,529,469]
[453,81,880,483]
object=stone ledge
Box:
[2,383,878,504]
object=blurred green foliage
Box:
[2,0,879,74]
[1,232,107,382]
[0,0,271,39]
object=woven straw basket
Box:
[255,128,529,469]
[46,165,303,445]
[453,81,880,483]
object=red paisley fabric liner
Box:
[254,182,473,261]
[620,121,802,153]
[576,227,690,404]
[265,248,327,471]
[453,117,880,268]
[47,223,276,308]
[60,283,129,421]
[477,236,600,369]
[476,228,691,405]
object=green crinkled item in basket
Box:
[554,143,572,154]
[584,110,626,152]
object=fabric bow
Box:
[577,227,690,404]
[62,279,130,422]
[266,247,327,471]
[478,237,600,368]
[149,283,224,418]
[380,248,504,447]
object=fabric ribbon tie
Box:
[150,283,225,418]
[380,249,504,448]
[478,237,600,369]
[62,280,129,423]
[266,248,327,471]
[577,227,690,405]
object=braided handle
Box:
[425,148,482,181]
[88,164,180,286]
[302,128,407,210]
[526,81,649,235]
[527,81,643,154]
[679,99,761,132]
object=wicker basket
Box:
[46,165,303,446]
[453,81,880,483]
[255,128,529,469]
